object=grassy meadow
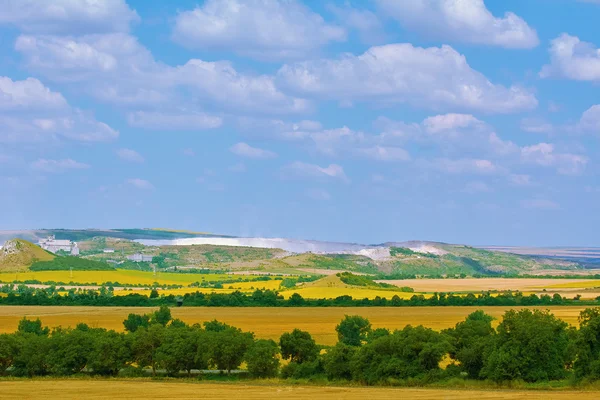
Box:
[0,305,589,345]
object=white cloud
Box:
[521,143,588,175]
[0,0,139,34]
[172,0,345,60]
[433,158,500,175]
[31,158,89,173]
[16,33,309,114]
[576,105,600,133]
[0,77,117,143]
[277,43,537,113]
[520,118,554,134]
[509,174,532,186]
[126,178,154,190]
[127,111,223,130]
[281,161,349,182]
[327,3,384,43]
[116,148,144,163]
[521,199,560,210]
[423,113,481,133]
[0,76,66,110]
[376,0,538,49]
[359,146,410,162]
[230,142,277,159]
[540,34,600,81]
[182,148,196,157]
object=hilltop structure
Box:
[38,235,79,256]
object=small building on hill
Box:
[127,253,153,262]
[38,235,79,256]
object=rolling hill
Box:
[0,239,55,272]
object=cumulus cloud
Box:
[230,142,277,159]
[521,143,588,175]
[172,0,345,60]
[277,43,537,113]
[31,158,90,173]
[0,0,139,34]
[116,148,144,163]
[126,178,154,190]
[281,161,349,182]
[0,76,117,143]
[127,111,223,130]
[540,34,600,81]
[0,76,66,110]
[376,0,538,49]
[575,105,600,133]
[327,3,384,43]
[15,33,309,114]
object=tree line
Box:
[4,307,600,385]
[0,284,596,307]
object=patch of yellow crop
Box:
[0,270,252,286]
[2,380,600,400]
[281,286,421,300]
[225,280,283,291]
[543,280,600,289]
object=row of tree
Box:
[3,306,600,384]
[0,284,594,307]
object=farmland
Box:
[0,305,588,345]
[2,380,600,400]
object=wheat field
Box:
[0,305,588,345]
[1,380,599,399]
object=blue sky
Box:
[0,0,599,246]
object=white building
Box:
[127,253,153,262]
[38,235,79,256]
[103,248,115,253]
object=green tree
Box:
[17,318,49,336]
[351,325,451,384]
[336,315,371,346]
[0,334,18,375]
[574,308,600,379]
[323,342,357,380]
[208,328,254,373]
[157,327,205,376]
[47,328,94,375]
[123,313,150,333]
[88,330,132,376]
[481,309,573,382]
[279,329,319,364]
[444,310,495,378]
[151,305,172,326]
[12,333,50,377]
[245,339,280,378]
[132,324,165,376]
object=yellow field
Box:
[280,286,419,300]
[0,305,589,345]
[1,380,599,400]
[0,270,264,286]
[381,278,600,292]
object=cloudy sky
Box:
[1,0,599,246]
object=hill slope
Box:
[0,239,54,272]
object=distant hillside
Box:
[0,239,54,272]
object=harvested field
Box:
[381,278,600,292]
[1,380,599,399]
[0,305,589,345]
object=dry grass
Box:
[0,305,588,345]
[1,380,599,400]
